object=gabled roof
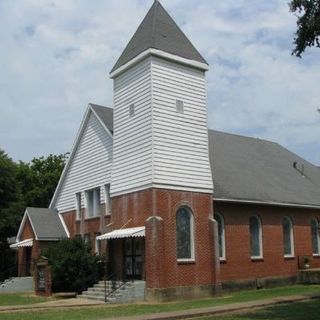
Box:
[90,105,320,208]
[49,104,113,209]
[111,0,207,73]
[209,130,320,208]
[16,207,69,241]
[90,103,113,133]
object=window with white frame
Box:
[176,207,194,261]
[214,213,226,260]
[249,215,263,259]
[311,218,320,255]
[75,192,81,221]
[85,188,101,218]
[283,216,294,257]
[104,184,111,215]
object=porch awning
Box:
[10,238,33,248]
[97,227,145,240]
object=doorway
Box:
[124,238,144,280]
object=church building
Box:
[11,1,320,301]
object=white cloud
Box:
[0,0,319,165]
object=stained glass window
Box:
[250,216,262,258]
[214,213,225,259]
[176,207,194,260]
[283,216,294,256]
[311,219,320,255]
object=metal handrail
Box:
[104,276,128,303]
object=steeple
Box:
[111,0,208,73]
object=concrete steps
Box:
[0,277,33,293]
[78,280,145,303]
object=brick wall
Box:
[215,202,320,282]
[111,188,218,292]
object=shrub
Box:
[44,237,101,293]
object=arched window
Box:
[214,213,226,260]
[311,219,320,255]
[283,216,294,257]
[176,207,194,260]
[249,215,262,258]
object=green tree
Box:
[44,238,101,293]
[0,151,67,281]
[0,150,21,280]
[17,153,68,208]
[290,0,320,57]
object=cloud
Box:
[0,0,319,165]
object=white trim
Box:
[49,106,92,209]
[16,210,29,242]
[75,192,81,221]
[58,212,70,238]
[214,198,320,210]
[110,48,209,78]
[89,104,113,139]
[104,184,111,215]
[283,216,294,257]
[214,212,226,261]
[249,215,263,259]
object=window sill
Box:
[251,256,264,262]
[219,258,226,263]
[177,259,195,265]
[85,216,101,221]
[312,254,320,258]
[284,255,295,259]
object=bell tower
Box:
[109,1,218,301]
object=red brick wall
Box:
[111,188,217,289]
[215,202,320,282]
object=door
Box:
[124,238,144,280]
[25,247,32,276]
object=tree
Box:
[0,151,67,281]
[44,238,101,293]
[17,153,68,208]
[289,0,320,57]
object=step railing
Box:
[103,275,128,303]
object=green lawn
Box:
[198,299,320,320]
[0,285,319,320]
[0,293,51,306]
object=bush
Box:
[44,237,101,293]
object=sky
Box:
[0,0,319,166]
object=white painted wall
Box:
[111,56,212,196]
[151,56,213,192]
[54,111,113,212]
[111,58,153,196]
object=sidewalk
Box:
[0,292,319,319]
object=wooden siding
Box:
[54,111,113,212]
[151,56,213,192]
[111,58,153,196]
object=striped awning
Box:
[10,238,33,248]
[97,227,145,240]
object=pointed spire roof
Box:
[111,0,208,73]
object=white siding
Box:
[151,56,213,192]
[54,111,113,212]
[111,58,153,196]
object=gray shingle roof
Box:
[209,130,320,207]
[90,103,113,133]
[93,105,320,208]
[111,0,207,73]
[26,207,68,240]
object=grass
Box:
[197,299,320,320]
[0,285,319,320]
[0,293,52,306]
